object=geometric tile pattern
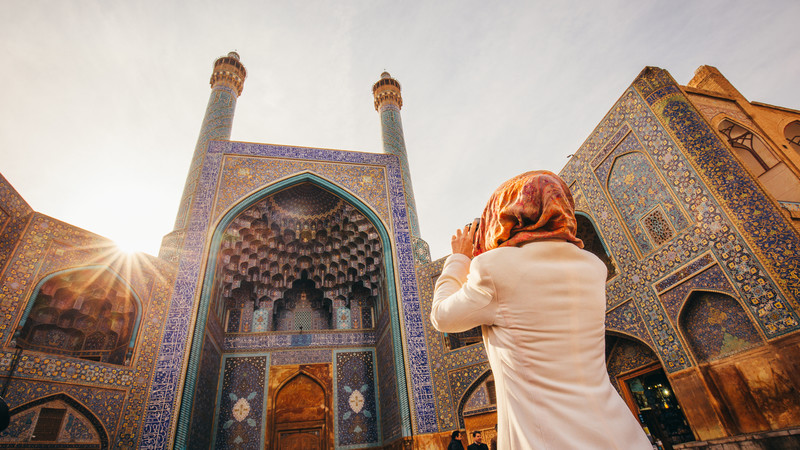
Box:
[680,291,762,363]
[415,257,490,431]
[188,335,221,449]
[379,104,420,241]
[145,141,436,448]
[174,86,238,231]
[605,299,655,349]
[641,68,800,315]
[599,137,690,256]
[0,174,33,275]
[334,350,379,448]
[213,356,267,449]
[0,206,175,449]
[654,252,716,294]
[658,262,737,322]
[559,68,800,373]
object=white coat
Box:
[431,240,652,450]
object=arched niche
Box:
[462,374,496,415]
[211,182,384,334]
[455,369,494,430]
[458,371,498,448]
[0,393,108,449]
[606,333,695,446]
[175,173,411,447]
[678,290,762,363]
[606,152,689,256]
[785,120,800,155]
[271,372,328,450]
[17,267,141,365]
[605,332,660,390]
[718,119,778,175]
[575,213,616,279]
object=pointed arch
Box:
[273,369,328,418]
[605,331,660,366]
[677,290,762,363]
[174,172,410,446]
[267,369,330,449]
[605,331,662,398]
[605,151,689,255]
[16,266,143,365]
[605,329,659,357]
[455,368,494,429]
[5,392,109,449]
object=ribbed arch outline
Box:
[716,118,777,173]
[784,120,800,154]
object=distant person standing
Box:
[448,430,464,450]
[431,171,652,449]
[490,425,498,450]
[467,431,489,450]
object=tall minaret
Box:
[372,72,430,263]
[372,72,421,236]
[173,52,247,231]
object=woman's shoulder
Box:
[476,240,604,268]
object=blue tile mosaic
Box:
[213,356,267,449]
[144,141,435,447]
[335,350,380,448]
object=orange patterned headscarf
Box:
[473,171,583,256]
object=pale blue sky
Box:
[1,1,798,258]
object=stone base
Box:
[675,427,800,450]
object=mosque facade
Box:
[0,53,798,449]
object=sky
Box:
[1,1,798,260]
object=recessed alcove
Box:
[209,182,385,334]
[19,268,139,365]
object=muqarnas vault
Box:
[0,53,798,449]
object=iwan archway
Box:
[175,173,410,449]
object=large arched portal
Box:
[180,178,406,449]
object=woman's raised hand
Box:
[451,219,478,258]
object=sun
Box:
[113,235,148,255]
